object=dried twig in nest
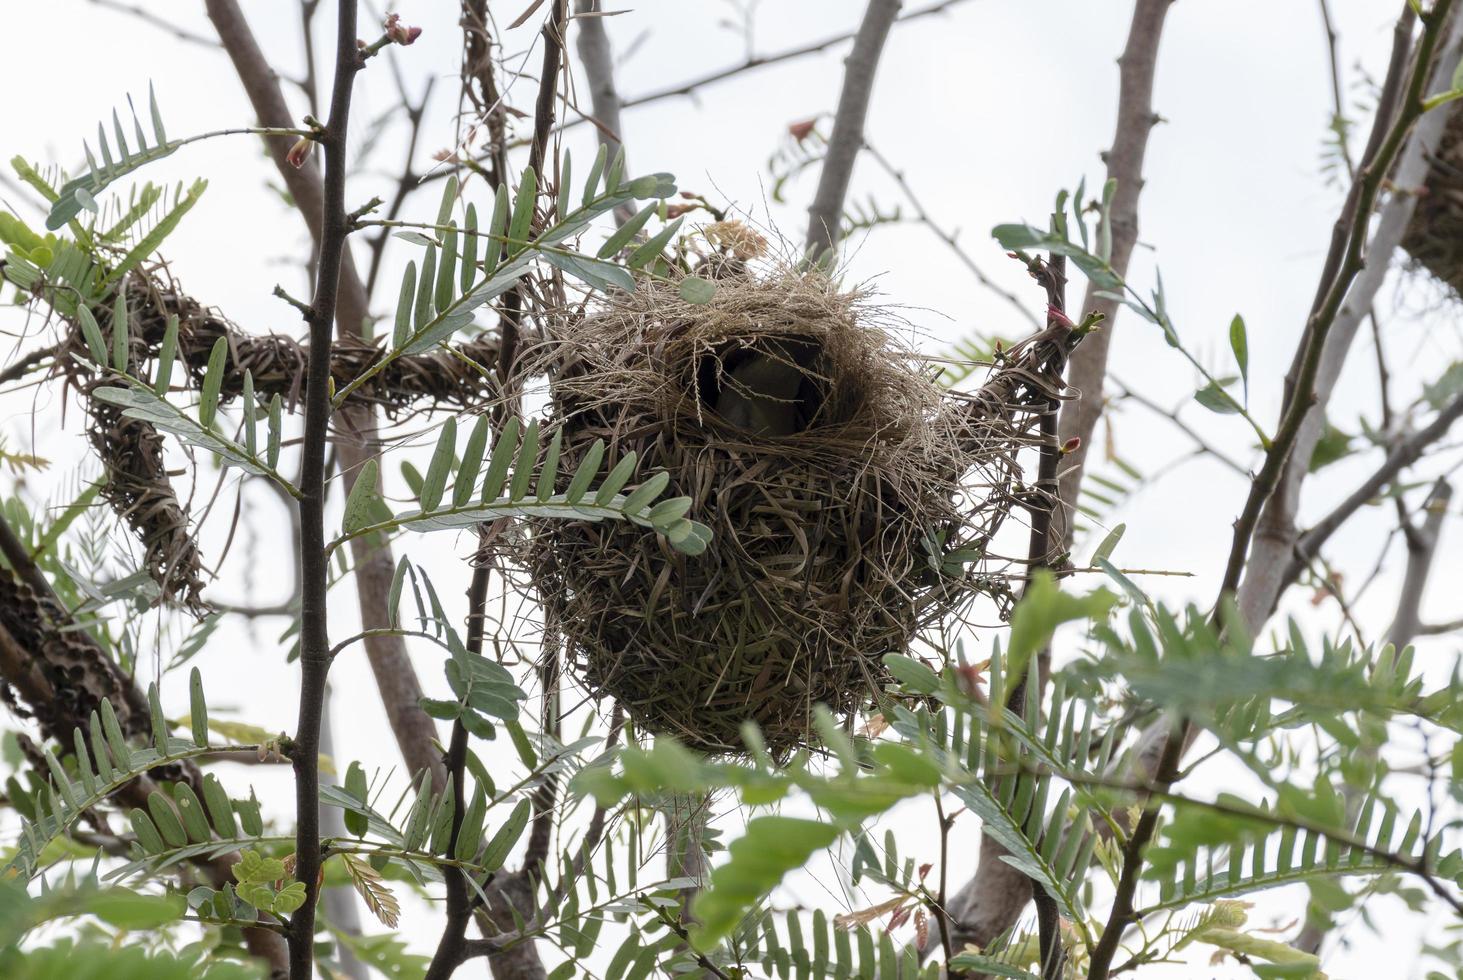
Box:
[526,268,1074,755]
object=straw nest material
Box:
[527,267,1060,755]
[1405,101,1463,291]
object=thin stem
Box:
[1085,722,1185,980]
[288,1,362,976]
[862,141,1039,328]
[1282,389,1463,589]
[932,792,954,964]
[423,555,492,980]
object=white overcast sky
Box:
[4,1,1462,977]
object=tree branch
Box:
[287,0,362,973]
[1235,4,1463,632]
[936,4,1174,962]
[205,0,447,792]
[1280,391,1463,590]
[1054,0,1174,551]
[572,0,624,156]
[423,554,491,980]
[591,0,972,121]
[804,0,903,262]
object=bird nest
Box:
[1405,99,1463,291]
[526,268,1066,754]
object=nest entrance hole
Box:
[694,335,831,436]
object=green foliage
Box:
[0,877,185,945]
[344,154,677,404]
[231,850,307,915]
[0,939,261,980]
[44,89,175,228]
[1141,792,1459,915]
[336,416,710,556]
[1,673,267,881]
[90,382,291,490]
[690,817,839,948]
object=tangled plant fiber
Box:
[528,267,1066,754]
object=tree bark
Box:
[804,0,903,262]
[1054,0,1174,550]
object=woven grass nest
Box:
[528,267,1060,755]
[1405,100,1463,291]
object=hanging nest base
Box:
[528,268,1065,755]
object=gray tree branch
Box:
[1054,0,1175,551]
[1235,9,1463,634]
[573,0,624,156]
[804,0,903,262]
[1281,392,1463,591]
[935,3,1175,962]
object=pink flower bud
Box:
[1046,304,1075,330]
[286,137,313,169]
[384,13,422,45]
[787,118,818,143]
[1061,436,1082,454]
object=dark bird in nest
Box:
[701,338,827,437]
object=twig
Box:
[1281,389,1463,590]
[1110,376,1248,475]
[419,0,977,184]
[939,5,1174,963]
[1235,3,1463,631]
[601,0,972,118]
[1318,0,1356,179]
[0,343,61,387]
[1102,10,1460,973]
[286,1,363,974]
[862,142,1039,328]
[363,76,436,298]
[938,258,1077,976]
[1420,615,1463,635]
[804,0,903,262]
[643,899,734,980]
[1221,0,1454,603]
[423,555,492,980]
[88,0,222,46]
[1085,721,1185,980]
[206,0,448,793]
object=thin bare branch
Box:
[614,0,973,116]
[863,142,1039,328]
[1282,391,1463,590]
[87,0,222,47]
